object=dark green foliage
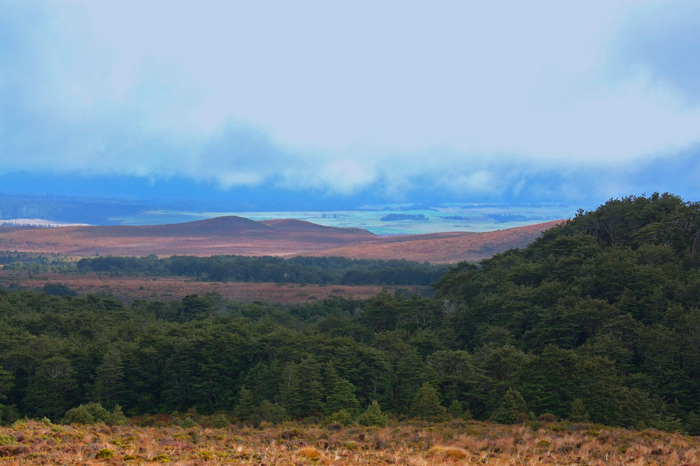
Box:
[42,283,77,297]
[686,411,700,435]
[277,357,324,419]
[410,382,448,421]
[447,400,464,419]
[74,255,447,287]
[493,388,528,425]
[569,399,590,422]
[323,363,360,415]
[234,387,256,421]
[358,400,389,427]
[325,409,354,426]
[255,400,287,425]
[2,194,700,431]
[63,402,125,425]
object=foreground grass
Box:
[0,420,698,465]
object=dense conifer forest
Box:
[1,193,700,433]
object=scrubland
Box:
[0,419,698,465]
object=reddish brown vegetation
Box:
[0,217,561,263]
[0,271,401,304]
[303,220,564,263]
[0,217,377,257]
[0,419,697,465]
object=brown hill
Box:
[303,220,564,263]
[0,216,377,257]
[0,217,563,262]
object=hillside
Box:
[0,216,561,261]
[0,216,378,256]
[304,220,563,263]
[3,194,700,433]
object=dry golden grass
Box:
[0,419,697,465]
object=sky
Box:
[2,0,700,207]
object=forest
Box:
[1,193,700,433]
[2,254,446,287]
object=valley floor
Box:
[0,270,409,304]
[0,420,696,465]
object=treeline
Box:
[74,255,447,287]
[3,193,700,433]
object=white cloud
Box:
[2,0,700,201]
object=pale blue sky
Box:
[1,0,700,204]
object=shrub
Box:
[569,399,590,423]
[493,388,528,425]
[95,449,114,459]
[537,413,558,423]
[298,446,322,460]
[255,400,287,425]
[410,383,447,421]
[0,435,15,446]
[428,446,468,460]
[63,402,125,426]
[180,417,197,428]
[447,400,464,419]
[325,409,354,426]
[210,413,230,429]
[358,400,388,427]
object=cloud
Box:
[612,0,700,103]
[2,0,700,204]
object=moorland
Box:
[0,217,559,262]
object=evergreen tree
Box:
[234,386,256,421]
[410,382,448,421]
[569,398,591,422]
[277,357,324,418]
[24,357,78,420]
[686,411,700,435]
[323,363,360,415]
[358,400,389,427]
[493,388,528,424]
[89,350,126,409]
[447,400,464,419]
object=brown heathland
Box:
[0,271,402,304]
[0,217,377,257]
[0,217,562,263]
[302,220,564,263]
[0,419,697,465]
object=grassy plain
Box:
[0,271,403,304]
[0,419,697,465]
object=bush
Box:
[410,383,448,422]
[569,399,590,423]
[493,388,528,425]
[325,409,354,426]
[358,400,388,427]
[180,417,197,428]
[210,413,231,428]
[537,413,558,423]
[95,449,114,459]
[255,400,287,425]
[63,402,125,426]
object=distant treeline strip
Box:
[72,255,448,286]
